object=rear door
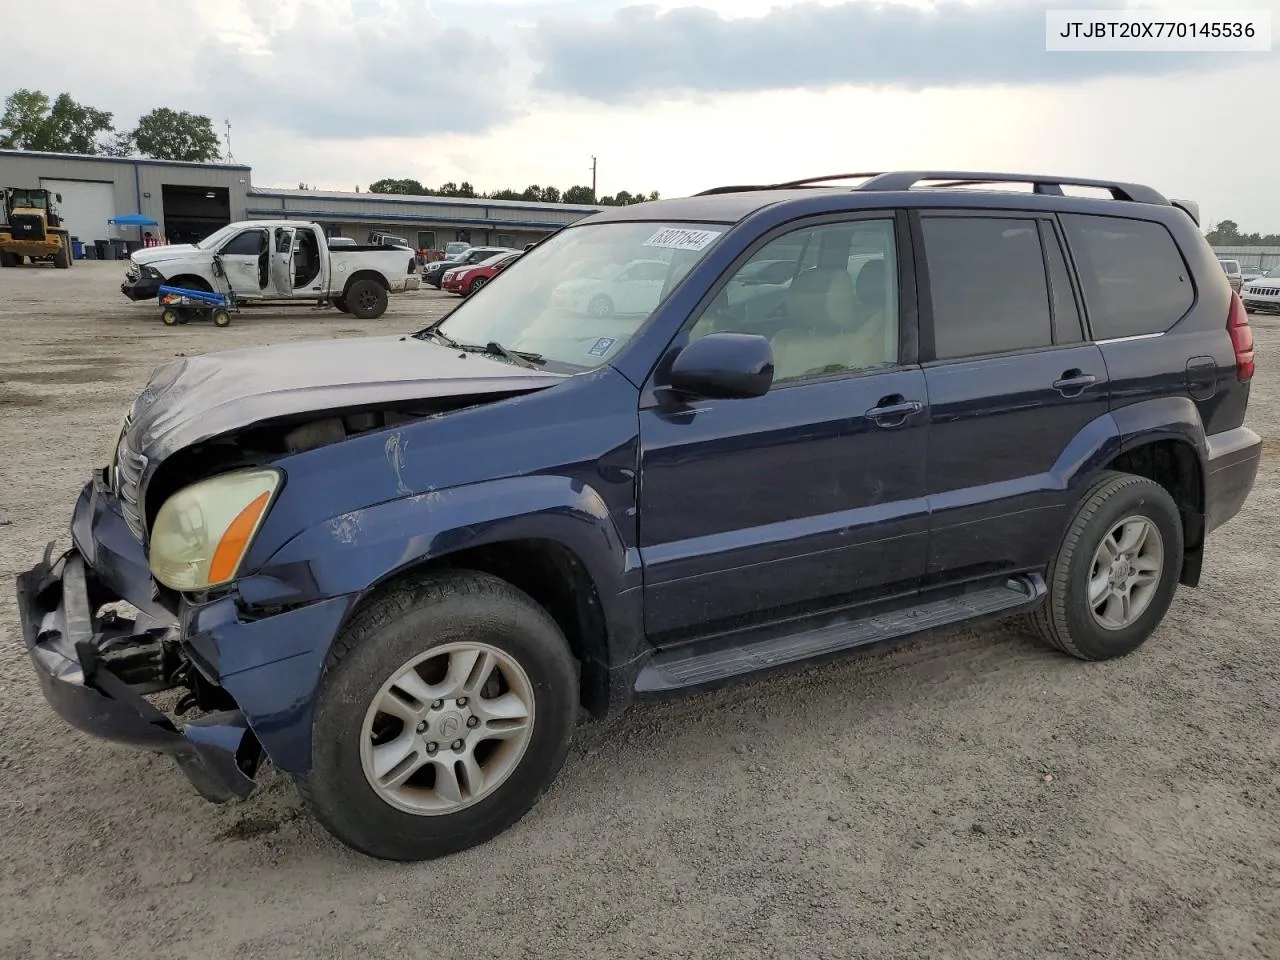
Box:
[271,226,297,296]
[914,211,1111,582]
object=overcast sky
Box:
[3,0,1277,230]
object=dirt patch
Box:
[0,386,47,407]
[2,365,119,384]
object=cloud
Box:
[0,0,517,141]
[528,0,1240,102]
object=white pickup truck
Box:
[120,220,420,319]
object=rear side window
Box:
[1061,214,1193,339]
[921,216,1052,360]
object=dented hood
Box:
[125,334,566,462]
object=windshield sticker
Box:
[642,227,722,252]
[587,337,617,358]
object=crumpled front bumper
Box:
[121,276,163,301]
[15,546,260,802]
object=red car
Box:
[442,251,521,296]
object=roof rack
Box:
[694,170,1171,206]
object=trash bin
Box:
[109,238,127,261]
[94,239,109,261]
[125,239,143,255]
[71,237,84,260]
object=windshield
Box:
[196,223,242,250]
[425,221,726,372]
[1264,266,1280,277]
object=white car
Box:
[122,220,421,319]
[550,258,670,317]
[1241,265,1280,313]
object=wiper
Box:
[477,340,545,369]
[418,327,462,349]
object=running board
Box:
[634,574,1045,693]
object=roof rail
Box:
[694,173,886,196]
[856,171,1169,205]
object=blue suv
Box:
[15,171,1261,861]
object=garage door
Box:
[40,179,116,245]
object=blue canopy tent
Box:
[108,213,161,250]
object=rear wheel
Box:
[346,278,388,319]
[297,571,578,861]
[1029,472,1183,661]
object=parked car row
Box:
[423,245,520,288]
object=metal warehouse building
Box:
[0,149,600,253]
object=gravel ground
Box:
[0,261,1277,960]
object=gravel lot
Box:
[0,261,1277,960]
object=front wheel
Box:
[161,308,179,327]
[333,296,350,314]
[211,308,231,327]
[1029,472,1183,661]
[468,276,488,296]
[588,294,614,318]
[297,571,579,861]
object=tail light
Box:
[1228,290,1255,382]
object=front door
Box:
[215,227,268,298]
[271,226,297,296]
[913,212,1112,581]
[638,214,931,641]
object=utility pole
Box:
[224,118,234,164]
[591,156,597,202]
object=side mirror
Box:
[668,332,774,400]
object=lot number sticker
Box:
[642,227,722,252]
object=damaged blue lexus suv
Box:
[16,171,1261,861]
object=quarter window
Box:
[921,216,1053,361]
[688,219,899,383]
[1061,214,1193,339]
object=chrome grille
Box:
[1247,286,1280,298]
[113,425,147,542]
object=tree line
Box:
[0,89,222,163]
[366,178,659,206]
[1205,220,1280,246]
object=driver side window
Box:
[221,229,267,256]
[688,219,899,383]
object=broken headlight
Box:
[148,468,281,591]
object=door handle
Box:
[865,398,923,426]
[1052,370,1097,395]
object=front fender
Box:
[241,472,644,645]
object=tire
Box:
[0,251,16,268]
[53,237,70,269]
[1029,471,1184,661]
[333,297,350,314]
[468,276,488,296]
[588,294,614,318]
[161,308,179,327]
[345,278,388,319]
[212,308,232,327]
[297,570,578,861]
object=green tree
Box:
[369,178,426,194]
[0,89,114,154]
[562,184,595,204]
[131,108,220,162]
[99,129,135,158]
[1206,219,1241,244]
[487,188,522,201]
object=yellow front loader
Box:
[0,187,73,268]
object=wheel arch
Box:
[342,268,391,298]
[1100,397,1209,586]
